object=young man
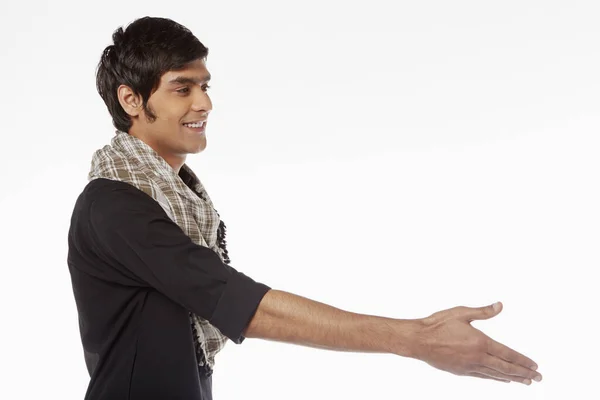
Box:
[67,16,542,400]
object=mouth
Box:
[182,120,206,134]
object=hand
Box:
[412,302,542,385]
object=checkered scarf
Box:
[88,130,229,373]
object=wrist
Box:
[389,318,425,359]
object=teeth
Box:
[184,121,204,128]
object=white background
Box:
[1,1,598,399]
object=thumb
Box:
[460,302,503,322]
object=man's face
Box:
[129,59,213,159]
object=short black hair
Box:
[96,16,209,132]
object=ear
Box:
[117,84,143,117]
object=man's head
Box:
[96,17,212,168]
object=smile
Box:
[183,121,205,128]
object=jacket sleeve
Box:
[87,182,270,344]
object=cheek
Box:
[153,98,186,123]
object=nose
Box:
[191,88,212,113]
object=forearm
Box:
[243,289,419,357]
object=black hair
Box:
[96,16,209,133]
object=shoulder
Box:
[83,178,146,199]
[72,179,165,228]
[78,178,156,204]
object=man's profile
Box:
[66,16,542,400]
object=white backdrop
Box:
[0,1,598,399]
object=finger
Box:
[474,366,532,385]
[481,354,542,382]
[455,302,503,322]
[467,372,510,383]
[487,338,540,373]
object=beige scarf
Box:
[88,130,229,372]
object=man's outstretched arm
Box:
[87,183,542,385]
[244,290,542,385]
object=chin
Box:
[188,142,207,154]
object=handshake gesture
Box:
[411,301,542,385]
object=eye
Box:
[202,84,211,92]
[176,87,190,94]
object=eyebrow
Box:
[167,74,212,86]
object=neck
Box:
[161,153,186,174]
[127,129,186,173]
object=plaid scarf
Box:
[88,130,229,373]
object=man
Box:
[67,16,542,400]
